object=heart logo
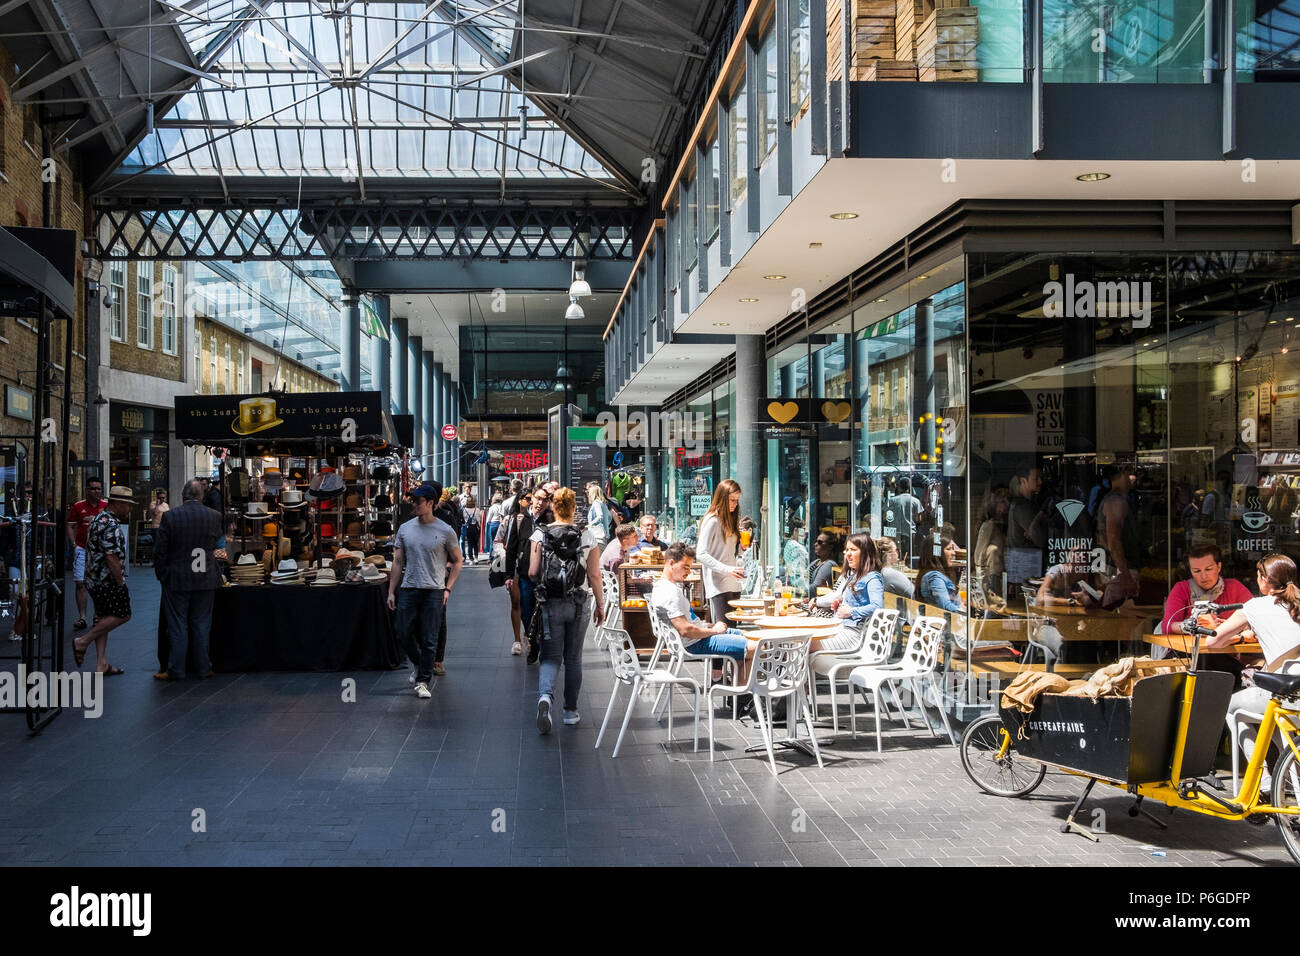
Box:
[821,401,851,423]
[767,401,799,424]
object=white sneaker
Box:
[563,709,580,726]
[536,696,552,734]
[414,682,431,699]
[511,642,522,656]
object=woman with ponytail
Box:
[695,479,746,623]
[1206,553,1300,793]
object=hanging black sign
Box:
[175,391,383,442]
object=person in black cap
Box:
[388,481,462,698]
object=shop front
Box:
[108,402,170,534]
[646,213,1300,709]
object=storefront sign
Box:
[1236,496,1274,553]
[503,449,549,472]
[5,386,32,422]
[440,424,458,441]
[119,407,146,432]
[674,447,713,468]
[69,410,81,433]
[1034,390,1064,452]
[175,391,383,441]
[760,398,859,428]
[689,494,711,516]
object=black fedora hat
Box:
[371,519,393,536]
[373,493,392,509]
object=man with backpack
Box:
[526,486,604,733]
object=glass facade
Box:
[460,325,605,418]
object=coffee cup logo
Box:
[1241,511,1270,533]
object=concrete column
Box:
[373,295,391,413]
[432,363,446,486]
[422,353,436,475]
[734,334,765,554]
[341,291,361,391]
[443,370,458,487]
[811,343,827,399]
[391,315,409,417]
[408,334,423,458]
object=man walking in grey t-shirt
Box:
[388,481,463,699]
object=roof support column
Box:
[391,313,409,418]
[341,290,362,391]
[422,352,436,474]
[372,294,392,413]
[408,334,424,458]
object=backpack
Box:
[537,523,585,602]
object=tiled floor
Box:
[0,567,1291,866]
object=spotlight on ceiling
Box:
[565,296,584,320]
[568,267,592,298]
[1076,172,1111,182]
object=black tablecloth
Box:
[157,582,403,672]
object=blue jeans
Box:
[519,577,536,634]
[684,630,749,661]
[487,521,500,552]
[163,588,215,678]
[539,595,590,711]
[396,587,445,684]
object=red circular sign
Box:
[440,424,459,441]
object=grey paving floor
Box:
[0,566,1291,866]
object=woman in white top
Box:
[586,482,613,545]
[695,479,746,623]
[1206,552,1300,790]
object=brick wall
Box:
[194,315,339,396]
[0,41,88,491]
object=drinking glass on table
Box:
[740,528,752,550]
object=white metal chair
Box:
[847,616,955,752]
[596,569,621,646]
[594,625,701,757]
[1228,658,1300,791]
[707,634,822,774]
[809,608,901,735]
[1019,584,1063,671]
[648,604,738,721]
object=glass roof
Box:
[121,1,611,182]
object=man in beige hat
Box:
[72,486,135,675]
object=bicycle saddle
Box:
[1253,671,1300,698]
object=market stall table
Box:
[157,581,402,672]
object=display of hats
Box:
[245,501,275,519]
[308,471,345,500]
[270,559,305,584]
[262,521,279,539]
[229,553,264,585]
[280,487,307,508]
[343,464,361,481]
[309,567,339,587]
[373,493,392,509]
[332,548,363,569]
[371,464,392,481]
[344,491,363,509]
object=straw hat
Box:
[359,563,388,584]
[309,567,339,587]
[364,554,388,568]
[108,485,136,505]
[332,548,363,570]
[262,521,279,539]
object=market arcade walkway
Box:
[0,569,1287,866]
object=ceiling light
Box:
[918,274,929,280]
[568,269,591,298]
[829,212,859,220]
[565,296,584,320]
[1284,347,1290,355]
[763,274,786,281]
[875,298,888,304]
[712,322,731,327]
[1289,317,1296,323]
[1270,318,1279,324]
[739,297,758,303]
[1076,172,1111,182]
[808,242,823,249]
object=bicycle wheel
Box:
[1271,750,1300,866]
[960,715,1046,798]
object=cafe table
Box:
[1145,633,1263,657]
[735,626,827,761]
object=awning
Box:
[0,226,76,320]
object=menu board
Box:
[567,426,605,533]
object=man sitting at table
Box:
[601,523,639,572]
[1159,544,1254,678]
[650,542,754,710]
[631,514,670,554]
